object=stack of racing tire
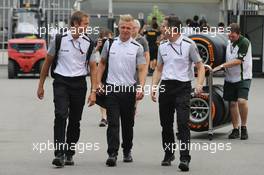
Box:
[188,85,231,132]
[188,33,231,132]
[189,33,228,68]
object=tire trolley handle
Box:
[204,64,214,140]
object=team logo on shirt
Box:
[239,53,245,58]
[60,49,69,52]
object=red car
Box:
[8,38,47,78]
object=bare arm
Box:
[151,63,163,102]
[89,60,97,92]
[37,54,54,99]
[137,63,147,88]
[39,54,54,86]
[87,60,98,107]
[152,63,163,87]
[97,58,107,86]
[195,61,205,87]
[143,51,150,78]
[213,59,242,72]
[222,59,242,68]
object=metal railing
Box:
[0,0,74,65]
[0,0,12,65]
[204,64,214,140]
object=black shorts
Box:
[223,79,251,101]
[149,46,158,61]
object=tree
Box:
[147,5,165,25]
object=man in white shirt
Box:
[37,11,97,167]
[213,23,252,140]
[151,16,205,171]
[97,14,147,167]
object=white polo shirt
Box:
[157,35,202,82]
[225,35,252,83]
[101,36,146,86]
[48,32,96,77]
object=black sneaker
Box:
[178,160,190,171]
[123,152,133,163]
[52,155,65,167]
[99,119,108,127]
[106,155,117,167]
[228,128,240,139]
[241,126,248,140]
[161,154,175,166]
[65,155,74,166]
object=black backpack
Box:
[95,38,114,108]
[50,34,94,78]
[101,38,114,84]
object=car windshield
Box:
[15,11,39,34]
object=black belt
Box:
[106,83,137,92]
[54,73,86,81]
[161,79,191,85]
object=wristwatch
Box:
[220,64,225,70]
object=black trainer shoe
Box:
[161,154,175,166]
[228,128,240,139]
[106,155,117,167]
[99,119,108,127]
[123,152,133,163]
[65,155,74,166]
[178,160,190,172]
[241,126,248,140]
[52,155,65,167]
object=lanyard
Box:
[71,40,84,54]
[169,42,182,56]
[230,44,235,54]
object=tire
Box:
[189,34,228,68]
[212,86,225,126]
[213,85,231,124]
[189,87,214,132]
[189,85,226,132]
[8,59,17,79]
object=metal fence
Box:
[0,0,12,65]
[0,0,74,65]
[42,0,74,44]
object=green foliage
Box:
[147,5,165,25]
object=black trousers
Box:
[105,84,136,156]
[159,80,191,162]
[53,74,87,157]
